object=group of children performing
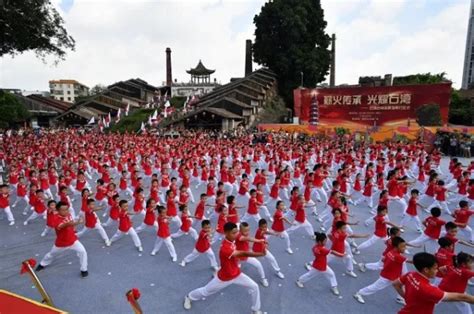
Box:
[1,129,474,314]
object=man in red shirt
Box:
[409,207,445,254]
[36,201,89,277]
[393,252,474,314]
[184,222,266,314]
[354,236,408,304]
[180,220,218,271]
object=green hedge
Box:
[109,108,155,133]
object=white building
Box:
[49,79,90,103]
[170,60,219,97]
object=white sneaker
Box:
[260,278,269,287]
[352,248,361,255]
[358,263,366,273]
[41,231,47,237]
[172,256,177,262]
[395,297,406,305]
[286,248,294,255]
[9,221,15,226]
[468,279,474,286]
[417,228,423,234]
[295,280,304,288]
[331,286,340,296]
[275,271,285,279]
[252,311,263,314]
[353,293,365,304]
[404,249,411,255]
[346,270,358,278]
[105,240,111,247]
[316,217,323,222]
[23,221,28,226]
[320,226,326,232]
[305,263,312,271]
[212,266,219,272]
[183,295,192,310]
[180,261,186,267]
[22,211,27,216]
[138,246,143,252]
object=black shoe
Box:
[81,271,89,278]
[35,265,44,272]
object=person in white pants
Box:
[356,206,400,253]
[452,200,474,243]
[109,200,143,252]
[408,207,444,254]
[151,205,177,262]
[296,232,339,296]
[76,199,111,246]
[180,220,218,271]
[184,222,265,314]
[36,201,89,277]
[354,236,408,304]
[0,184,14,225]
[253,219,285,279]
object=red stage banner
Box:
[293,83,451,128]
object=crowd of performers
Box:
[1,129,474,314]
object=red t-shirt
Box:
[272,210,285,232]
[439,265,474,293]
[312,244,330,271]
[406,197,418,216]
[195,230,211,253]
[217,239,241,281]
[380,249,406,281]
[374,215,388,237]
[435,247,455,278]
[84,207,98,228]
[398,272,445,314]
[295,204,306,223]
[235,233,249,261]
[424,216,446,239]
[157,216,170,238]
[454,209,474,226]
[180,213,192,232]
[54,214,78,247]
[252,229,266,253]
[144,207,156,226]
[167,198,177,217]
[0,193,9,208]
[194,201,205,220]
[118,210,132,232]
[331,230,347,254]
[247,198,258,215]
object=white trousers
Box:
[151,236,177,259]
[358,235,387,251]
[76,221,110,242]
[298,267,337,287]
[171,228,198,240]
[459,226,474,243]
[273,231,291,250]
[358,276,392,296]
[110,228,142,248]
[328,253,354,272]
[262,250,280,272]
[242,257,266,279]
[40,240,88,271]
[183,248,218,268]
[400,215,422,230]
[25,211,46,223]
[188,273,261,311]
[241,213,262,224]
[135,221,158,233]
[287,219,314,237]
[1,206,14,222]
[409,233,438,254]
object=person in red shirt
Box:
[0,184,14,226]
[150,205,177,262]
[452,200,474,243]
[184,222,266,313]
[400,189,423,233]
[295,232,339,296]
[286,195,315,238]
[357,205,401,253]
[427,180,451,215]
[235,222,269,287]
[180,219,218,271]
[393,252,474,314]
[354,236,408,304]
[433,237,455,286]
[253,219,285,279]
[102,194,120,227]
[171,204,198,240]
[76,198,111,246]
[24,189,48,225]
[271,200,294,254]
[193,194,208,222]
[41,200,57,237]
[36,201,89,277]
[12,176,29,210]
[242,189,262,224]
[119,170,134,199]
[438,252,474,314]
[109,200,143,252]
[135,198,159,233]
[409,207,446,254]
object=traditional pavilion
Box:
[186,60,215,84]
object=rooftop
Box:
[186,60,215,76]
[49,79,89,88]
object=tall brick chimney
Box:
[166,47,172,86]
[245,40,253,77]
[330,34,336,87]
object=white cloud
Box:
[0,0,469,92]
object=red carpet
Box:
[0,290,66,314]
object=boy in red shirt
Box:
[76,198,111,246]
[109,200,143,252]
[409,207,446,254]
[171,204,198,240]
[151,205,177,262]
[354,236,408,304]
[41,200,57,237]
[271,200,294,254]
[253,219,285,279]
[24,189,48,225]
[180,219,218,271]
[36,201,89,277]
[452,200,474,243]
[393,252,474,314]
[295,232,339,296]
[400,189,423,233]
[184,222,265,313]
[241,189,262,224]
[0,184,14,226]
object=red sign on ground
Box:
[293,83,451,128]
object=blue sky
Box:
[0,0,470,91]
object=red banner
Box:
[293,83,451,128]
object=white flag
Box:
[116,108,121,122]
[125,103,130,116]
[140,122,145,132]
[152,110,157,120]
[88,116,95,124]
[164,100,170,108]
[148,115,152,125]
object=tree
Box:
[2,0,75,63]
[0,91,31,128]
[89,84,107,95]
[253,0,331,105]
[450,90,473,126]
[416,103,442,126]
[392,72,448,85]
